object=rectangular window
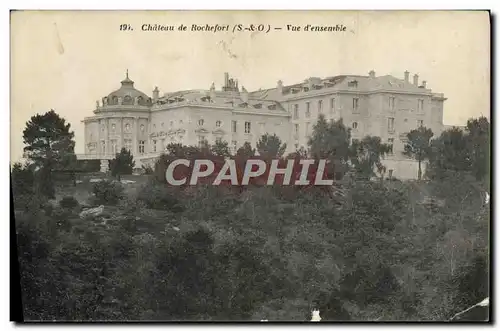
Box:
[153,140,157,152]
[161,139,166,151]
[353,98,359,111]
[138,140,145,154]
[244,121,251,134]
[388,169,394,179]
[232,140,237,152]
[110,139,117,154]
[388,138,394,154]
[417,120,424,127]
[388,118,395,132]
[294,124,299,138]
[101,140,106,154]
[305,122,310,136]
[232,120,237,133]
[330,98,335,114]
[389,97,395,110]
[198,135,205,147]
[305,102,311,118]
[318,100,323,113]
[293,104,299,119]
[418,99,424,111]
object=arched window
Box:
[137,96,144,105]
[111,96,118,105]
[198,119,204,126]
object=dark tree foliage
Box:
[109,148,135,180]
[257,133,287,159]
[403,127,434,180]
[22,110,76,197]
[210,140,232,157]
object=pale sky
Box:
[10,10,490,161]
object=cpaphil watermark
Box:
[165,158,334,186]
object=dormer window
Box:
[348,80,358,88]
[253,103,262,109]
[303,87,309,92]
[268,104,277,110]
[239,102,249,108]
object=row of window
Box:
[292,97,426,120]
[198,119,253,134]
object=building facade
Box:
[79,70,446,179]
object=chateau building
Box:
[79,70,446,179]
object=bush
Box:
[59,196,79,209]
[92,180,124,205]
[137,183,184,212]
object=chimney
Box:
[422,80,427,88]
[277,80,283,94]
[153,86,159,101]
[413,74,419,86]
[404,71,409,82]
[241,86,248,103]
[209,82,216,99]
[224,72,229,87]
[369,70,375,78]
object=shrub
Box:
[92,180,124,205]
[59,196,79,209]
[137,183,184,212]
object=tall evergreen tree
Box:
[403,126,433,181]
[109,148,135,181]
[308,115,351,179]
[22,109,76,197]
[349,136,391,180]
[257,133,287,159]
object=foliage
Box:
[211,140,232,157]
[11,162,35,196]
[236,142,256,158]
[257,133,287,159]
[308,115,351,179]
[349,136,391,179]
[59,196,79,209]
[109,148,135,180]
[403,127,434,180]
[91,180,124,205]
[136,181,185,212]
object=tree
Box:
[211,140,232,157]
[22,110,76,197]
[349,136,391,180]
[236,142,255,158]
[403,127,433,181]
[109,148,135,181]
[257,134,287,159]
[427,127,470,179]
[308,115,351,179]
[465,117,490,182]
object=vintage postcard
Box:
[10,10,490,322]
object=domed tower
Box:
[86,70,153,169]
[99,70,152,110]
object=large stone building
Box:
[79,70,446,179]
